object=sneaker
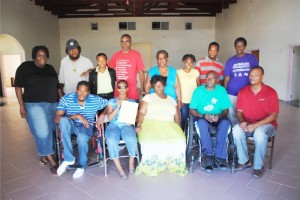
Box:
[73,168,85,178]
[205,158,213,172]
[99,159,104,168]
[57,160,75,176]
[215,158,227,170]
[253,167,264,178]
[235,160,251,171]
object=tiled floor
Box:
[1,88,300,200]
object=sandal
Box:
[40,157,48,165]
[119,172,128,180]
[50,165,58,175]
[129,168,135,174]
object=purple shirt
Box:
[224,53,258,96]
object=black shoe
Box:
[205,158,213,172]
[253,167,264,178]
[215,158,227,170]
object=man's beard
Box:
[69,54,80,61]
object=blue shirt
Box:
[190,85,231,115]
[57,92,108,125]
[107,98,136,126]
[224,53,258,96]
[148,66,177,100]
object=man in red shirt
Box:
[108,34,145,101]
[233,66,279,178]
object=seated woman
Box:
[105,80,138,179]
[135,75,188,176]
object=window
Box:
[91,23,98,30]
[185,22,192,30]
[119,22,136,30]
[152,22,169,30]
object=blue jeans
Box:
[196,117,231,159]
[180,103,189,129]
[59,117,93,168]
[25,102,57,156]
[233,124,276,170]
[105,125,138,159]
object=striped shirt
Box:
[195,56,224,85]
[57,92,108,125]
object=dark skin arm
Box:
[190,108,229,123]
[15,87,26,118]
[55,110,90,128]
[224,76,230,88]
[236,110,278,133]
[135,100,147,134]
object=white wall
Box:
[291,46,300,101]
[1,0,61,70]
[59,17,216,69]
[215,0,300,100]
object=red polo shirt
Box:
[237,84,279,128]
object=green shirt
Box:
[190,85,231,115]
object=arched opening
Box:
[0,34,25,97]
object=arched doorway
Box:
[0,34,25,97]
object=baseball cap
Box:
[66,39,79,51]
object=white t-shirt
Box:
[59,55,93,94]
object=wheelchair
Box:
[184,114,236,173]
[54,119,106,171]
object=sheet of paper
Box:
[118,101,139,125]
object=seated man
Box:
[55,81,108,178]
[233,66,279,178]
[189,71,231,171]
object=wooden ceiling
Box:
[31,0,237,18]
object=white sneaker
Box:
[73,168,85,178]
[57,160,75,176]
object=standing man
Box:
[224,37,258,125]
[59,39,93,95]
[233,66,279,178]
[55,81,108,178]
[189,71,231,171]
[108,34,145,101]
[195,42,224,85]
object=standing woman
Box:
[14,46,61,175]
[89,53,116,100]
[145,50,182,107]
[177,54,199,129]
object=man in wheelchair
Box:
[189,71,232,171]
[55,81,108,178]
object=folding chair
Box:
[99,116,140,177]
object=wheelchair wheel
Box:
[185,115,195,169]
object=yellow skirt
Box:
[135,119,188,176]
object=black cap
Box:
[66,39,79,51]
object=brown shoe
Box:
[235,160,251,171]
[253,167,264,178]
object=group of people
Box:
[14,34,279,179]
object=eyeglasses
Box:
[117,86,128,89]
